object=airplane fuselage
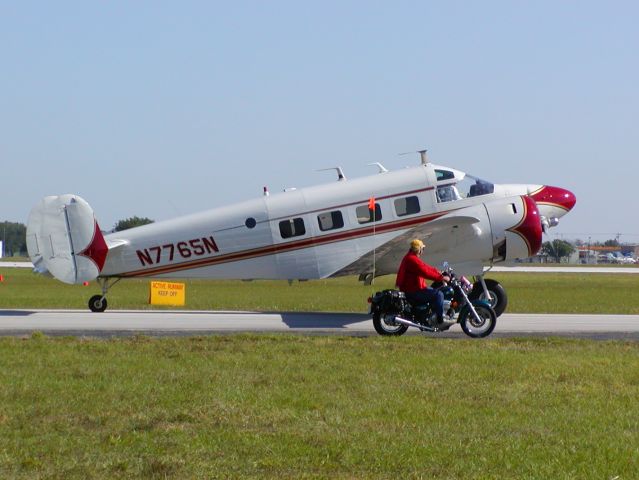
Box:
[97,163,574,280]
[26,158,576,313]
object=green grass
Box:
[495,272,639,314]
[0,335,638,479]
[2,266,638,478]
[1,267,639,314]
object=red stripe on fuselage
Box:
[117,210,448,278]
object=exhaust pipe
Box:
[394,316,436,332]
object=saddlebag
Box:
[374,289,408,313]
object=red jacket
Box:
[395,250,444,293]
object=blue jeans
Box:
[406,288,444,320]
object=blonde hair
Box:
[410,239,425,253]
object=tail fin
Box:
[26,194,108,284]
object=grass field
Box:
[1,266,639,478]
[1,266,639,314]
[1,334,638,479]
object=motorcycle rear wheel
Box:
[372,312,409,336]
[459,304,496,338]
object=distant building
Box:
[577,245,638,264]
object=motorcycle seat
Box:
[406,298,431,310]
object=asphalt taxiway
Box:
[1,310,638,340]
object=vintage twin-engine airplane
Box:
[27,152,576,313]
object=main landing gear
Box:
[88,277,122,313]
[469,276,508,317]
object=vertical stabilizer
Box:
[26,194,108,284]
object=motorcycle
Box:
[368,265,497,338]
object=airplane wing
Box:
[332,192,545,280]
[331,214,483,279]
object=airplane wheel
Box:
[470,279,507,317]
[88,295,107,313]
[372,312,408,336]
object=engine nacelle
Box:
[419,195,543,274]
[484,195,543,261]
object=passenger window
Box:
[279,218,306,238]
[356,203,382,224]
[394,196,420,216]
[318,211,344,231]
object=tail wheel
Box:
[88,295,107,313]
[372,312,408,336]
[459,304,496,338]
[470,279,507,317]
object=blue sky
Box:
[2,1,637,242]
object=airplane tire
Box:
[372,312,408,336]
[88,295,107,313]
[459,304,496,338]
[470,279,507,317]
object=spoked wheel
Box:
[459,304,496,338]
[470,279,507,317]
[88,295,108,313]
[372,312,408,336]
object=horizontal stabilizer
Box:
[26,194,108,284]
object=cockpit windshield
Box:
[434,169,494,203]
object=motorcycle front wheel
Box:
[459,304,497,338]
[372,312,409,336]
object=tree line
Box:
[1,222,27,257]
[541,239,575,263]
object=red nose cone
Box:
[530,186,576,212]
[509,196,543,256]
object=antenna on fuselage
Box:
[398,149,430,166]
[367,162,388,173]
[317,167,346,181]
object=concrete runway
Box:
[1,309,638,340]
[4,263,636,339]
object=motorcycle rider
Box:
[396,239,450,324]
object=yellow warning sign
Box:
[149,281,185,306]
